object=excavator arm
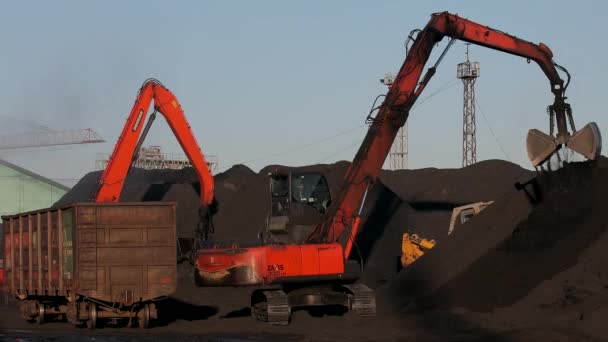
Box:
[307,12,601,258]
[95,79,215,207]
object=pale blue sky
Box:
[0,1,605,186]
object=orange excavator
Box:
[194,12,601,325]
[96,79,216,240]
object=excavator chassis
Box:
[196,243,375,325]
[251,283,376,325]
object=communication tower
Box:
[457,44,480,167]
[380,73,408,170]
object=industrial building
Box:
[0,158,69,261]
[0,158,69,216]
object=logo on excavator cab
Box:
[132,109,144,132]
[267,264,285,272]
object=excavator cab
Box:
[264,171,331,244]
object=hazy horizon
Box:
[0,1,605,187]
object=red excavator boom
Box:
[96,79,214,207]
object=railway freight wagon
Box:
[2,202,177,328]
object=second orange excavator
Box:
[96,79,216,241]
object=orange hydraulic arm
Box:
[96,79,214,207]
[307,11,582,258]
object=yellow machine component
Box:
[401,201,494,268]
[401,233,436,267]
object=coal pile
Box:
[376,177,537,311]
[377,157,608,338]
[354,160,532,289]
[379,159,532,204]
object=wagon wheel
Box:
[35,303,45,324]
[86,302,97,329]
[137,303,150,329]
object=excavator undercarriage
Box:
[251,283,376,325]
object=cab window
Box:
[270,175,288,197]
[291,173,331,212]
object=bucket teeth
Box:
[566,122,602,161]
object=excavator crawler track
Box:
[342,284,376,317]
[252,290,291,325]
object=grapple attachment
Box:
[567,122,602,161]
[526,122,602,167]
[526,129,558,167]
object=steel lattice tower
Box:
[392,124,408,169]
[381,73,408,170]
[457,44,480,167]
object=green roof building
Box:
[0,158,69,215]
[0,158,70,259]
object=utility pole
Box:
[381,73,408,170]
[457,44,480,167]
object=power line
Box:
[475,97,512,162]
[317,137,364,164]
[217,76,462,173]
[217,124,366,172]
[412,77,460,110]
